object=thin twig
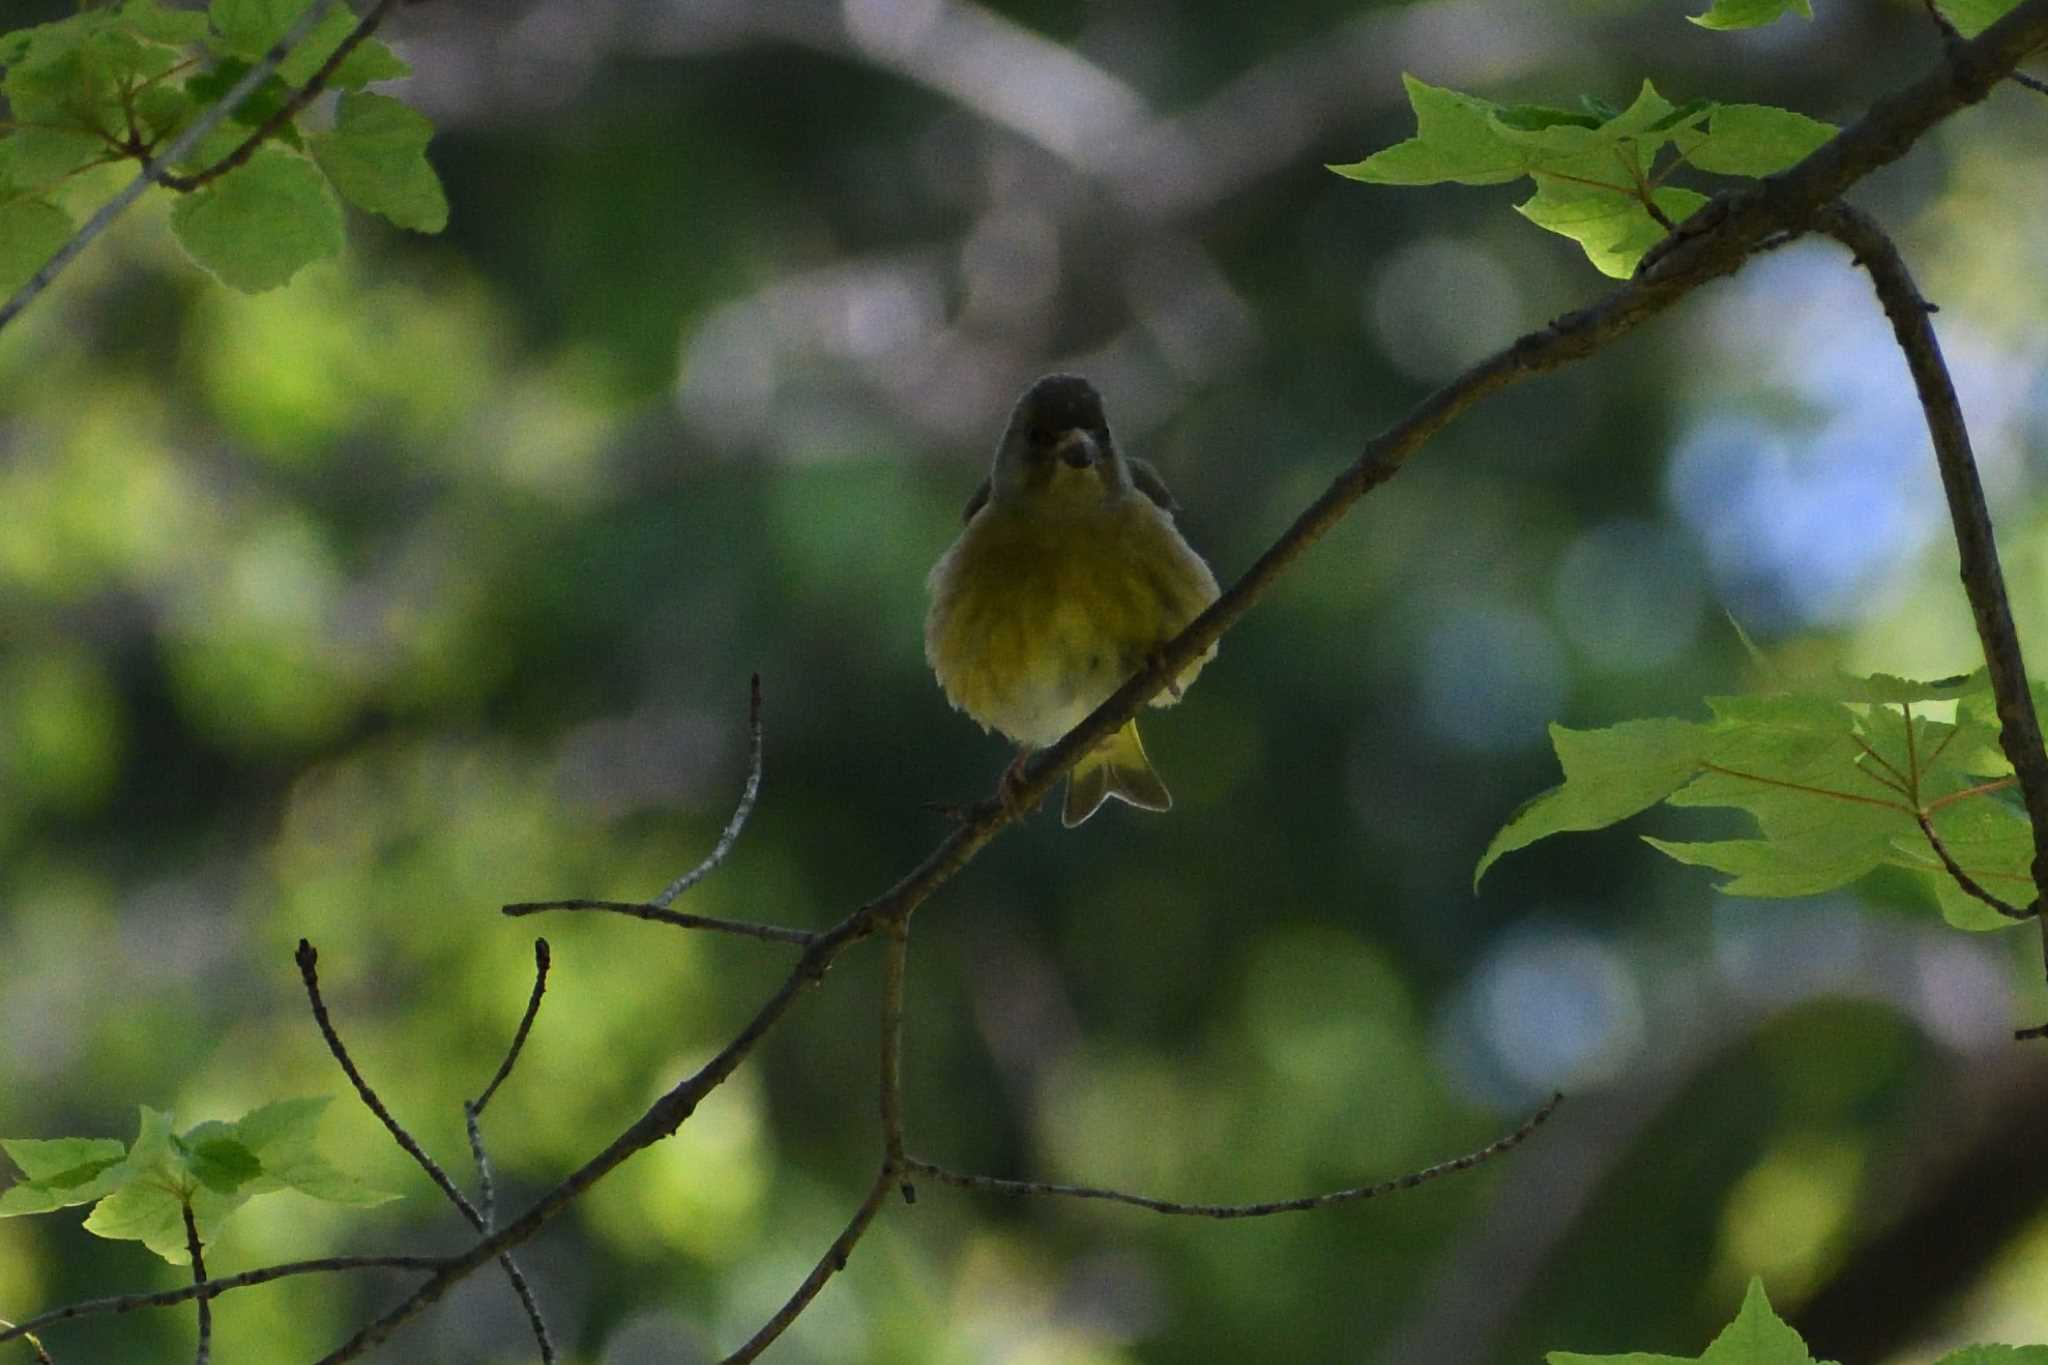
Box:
[307,11,2048,1358]
[467,938,552,1232]
[181,1209,210,1365]
[878,924,909,1167]
[903,1093,1561,1219]
[717,1165,897,1365]
[0,0,348,332]
[501,899,812,945]
[0,1318,52,1365]
[1914,811,2032,919]
[656,674,766,907]
[295,941,556,1362]
[158,0,404,192]
[472,938,552,1118]
[0,1258,445,1346]
[1816,205,2048,910]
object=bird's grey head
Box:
[990,373,1131,503]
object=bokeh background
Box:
[6,0,2048,1361]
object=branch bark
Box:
[1813,202,2048,935]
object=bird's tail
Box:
[1063,720,1172,827]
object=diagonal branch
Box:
[500,899,812,945]
[303,8,2048,1358]
[902,1092,1561,1218]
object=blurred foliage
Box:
[3,0,2048,1362]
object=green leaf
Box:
[1517,181,1708,278]
[0,1137,127,1215]
[177,1128,265,1195]
[1475,718,1707,886]
[1549,1278,1824,1363]
[229,1095,330,1159]
[1934,1348,2048,1365]
[169,146,342,290]
[265,1152,397,1205]
[1688,0,1815,30]
[1329,75,1533,187]
[310,91,448,231]
[1333,77,1716,276]
[208,0,410,87]
[0,197,74,298]
[1933,0,2022,37]
[1483,670,2037,927]
[114,0,212,45]
[293,11,409,89]
[82,1172,201,1262]
[1676,105,1838,177]
[1,127,113,187]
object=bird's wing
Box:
[1126,457,1181,514]
[961,476,992,524]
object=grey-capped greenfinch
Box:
[924,374,1220,826]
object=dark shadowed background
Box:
[6,0,2048,1361]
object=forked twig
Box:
[467,939,553,1231]
[295,942,555,1361]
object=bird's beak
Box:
[1052,429,1099,469]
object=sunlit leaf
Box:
[1688,0,1815,30]
[310,91,448,232]
[169,147,342,291]
[1549,1278,1823,1363]
[1677,104,1838,177]
[1933,0,2022,37]
[0,197,74,298]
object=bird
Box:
[925,373,1220,827]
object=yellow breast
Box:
[924,494,1219,748]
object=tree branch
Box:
[304,7,2048,1356]
[902,1094,1561,1219]
[0,1257,445,1345]
[181,1208,210,1365]
[500,899,812,945]
[0,0,350,333]
[717,1165,897,1365]
[1812,202,2048,939]
[0,1319,52,1365]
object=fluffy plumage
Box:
[925,374,1219,826]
